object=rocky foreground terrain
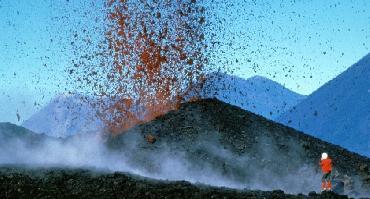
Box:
[0,165,349,198]
[109,99,370,197]
[0,99,369,198]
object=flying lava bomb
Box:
[68,0,208,134]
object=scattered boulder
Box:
[332,181,344,195]
[145,134,157,144]
[359,164,368,172]
[364,175,370,182]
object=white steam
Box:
[0,128,327,195]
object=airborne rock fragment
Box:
[145,134,157,144]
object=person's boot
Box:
[321,182,327,191]
[327,181,332,191]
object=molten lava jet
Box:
[69,0,208,134]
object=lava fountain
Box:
[68,0,208,134]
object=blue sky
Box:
[207,0,370,93]
[0,0,369,124]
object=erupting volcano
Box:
[68,0,208,134]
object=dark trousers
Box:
[321,171,332,190]
[322,171,332,181]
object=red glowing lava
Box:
[69,0,207,134]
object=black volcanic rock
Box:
[0,100,369,198]
[109,99,370,196]
[0,166,349,199]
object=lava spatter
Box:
[69,0,207,134]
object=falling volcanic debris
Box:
[68,0,208,134]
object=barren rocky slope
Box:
[110,99,370,196]
[0,166,349,199]
[0,99,369,198]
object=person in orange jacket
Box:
[320,152,333,191]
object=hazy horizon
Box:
[1,0,369,124]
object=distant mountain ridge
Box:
[23,74,304,137]
[1,97,370,196]
[202,73,306,120]
[278,54,370,157]
[0,122,42,140]
[22,94,103,138]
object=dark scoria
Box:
[108,99,370,196]
[0,166,348,199]
[0,99,369,198]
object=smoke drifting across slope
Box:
[2,99,370,197]
[0,123,320,195]
[109,99,370,196]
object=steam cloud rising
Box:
[0,128,323,194]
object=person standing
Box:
[320,152,333,191]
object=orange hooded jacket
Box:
[320,158,332,173]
